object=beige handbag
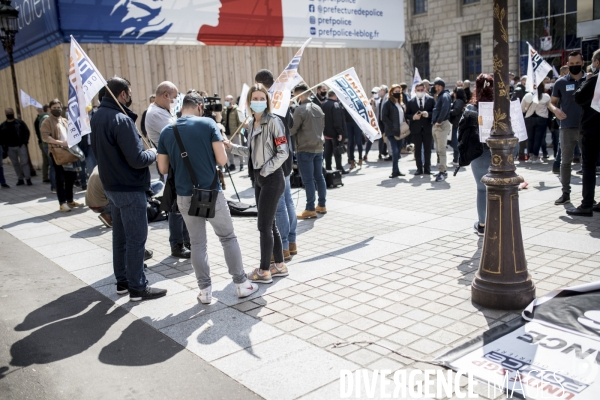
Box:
[395,122,411,141]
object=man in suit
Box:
[405,82,435,175]
[321,91,348,173]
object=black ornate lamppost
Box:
[0,0,21,119]
[471,0,536,310]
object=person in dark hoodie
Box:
[91,76,167,303]
[568,49,600,216]
[431,78,452,182]
[449,88,467,166]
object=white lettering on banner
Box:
[324,67,381,142]
[14,0,51,30]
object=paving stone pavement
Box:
[1,147,600,400]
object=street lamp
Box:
[470,0,535,310]
[0,0,21,119]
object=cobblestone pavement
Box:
[1,148,599,400]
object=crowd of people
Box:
[1,49,599,303]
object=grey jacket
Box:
[290,99,325,153]
[231,112,289,177]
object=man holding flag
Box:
[549,50,586,206]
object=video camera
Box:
[203,93,222,116]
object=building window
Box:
[462,34,482,81]
[413,42,430,79]
[414,0,427,15]
[464,0,479,4]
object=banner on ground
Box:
[478,100,528,143]
[269,38,311,118]
[438,282,600,400]
[67,36,107,147]
[20,90,43,109]
[324,67,381,142]
[526,43,553,103]
[410,68,422,98]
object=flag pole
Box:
[104,85,153,149]
[227,116,251,142]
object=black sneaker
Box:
[171,243,191,259]
[26,179,32,186]
[474,222,485,236]
[435,172,446,182]
[129,286,168,302]
[555,193,570,205]
[552,168,560,174]
[116,282,129,295]
[1,183,9,188]
[239,164,244,172]
[16,180,24,186]
[566,206,593,217]
[144,249,153,261]
[414,169,423,175]
[228,164,236,171]
[576,169,583,175]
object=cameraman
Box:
[156,92,258,304]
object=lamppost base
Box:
[471,274,535,310]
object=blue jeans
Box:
[169,211,190,247]
[297,151,327,211]
[275,175,297,250]
[471,149,491,225]
[105,190,148,292]
[387,136,401,174]
[346,122,363,162]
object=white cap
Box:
[371,87,380,93]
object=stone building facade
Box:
[401,0,519,87]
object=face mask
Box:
[373,94,379,100]
[125,97,133,108]
[320,91,327,97]
[510,80,514,85]
[224,101,231,107]
[5,113,14,120]
[569,65,583,75]
[392,93,401,99]
[415,92,424,99]
[250,101,267,113]
[50,110,61,117]
[546,83,554,90]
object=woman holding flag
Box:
[224,84,290,284]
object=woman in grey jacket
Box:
[225,84,290,283]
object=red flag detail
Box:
[274,136,287,146]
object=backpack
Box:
[457,105,484,167]
[147,197,167,222]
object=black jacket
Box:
[90,97,156,192]
[321,99,345,140]
[450,98,466,126]
[0,119,30,147]
[432,90,452,124]
[512,83,527,102]
[574,72,600,137]
[273,108,294,176]
[457,104,484,166]
[405,95,435,136]
[381,99,404,138]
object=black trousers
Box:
[50,154,76,205]
[581,134,600,208]
[324,138,343,170]
[412,131,433,172]
[254,168,285,270]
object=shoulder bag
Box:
[52,146,79,165]
[171,122,219,218]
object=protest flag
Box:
[20,90,43,109]
[526,43,552,103]
[67,36,107,147]
[269,38,311,118]
[410,68,422,98]
[324,67,381,142]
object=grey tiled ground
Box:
[2,145,600,399]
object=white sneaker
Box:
[197,286,212,304]
[532,158,543,164]
[236,279,259,298]
[59,203,72,212]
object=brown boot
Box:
[315,206,327,214]
[297,210,317,219]
[349,160,356,170]
[283,249,291,261]
[289,242,297,255]
[358,159,363,167]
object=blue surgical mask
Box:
[250,101,267,113]
[224,101,231,107]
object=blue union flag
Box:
[67,36,106,146]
